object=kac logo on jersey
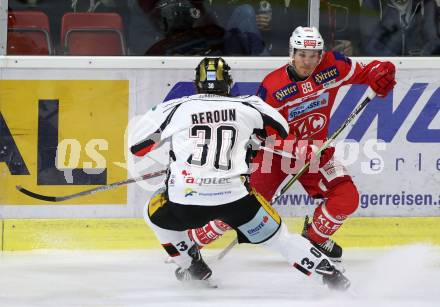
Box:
[288,92,329,121]
[273,83,299,102]
[291,113,327,138]
[313,66,339,85]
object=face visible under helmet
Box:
[289,26,324,58]
[195,57,233,95]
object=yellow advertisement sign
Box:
[0,80,128,205]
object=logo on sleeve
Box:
[273,83,299,102]
[313,66,339,85]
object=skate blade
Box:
[330,257,342,263]
[332,261,346,273]
[181,278,218,289]
[347,287,358,298]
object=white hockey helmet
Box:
[289,26,324,56]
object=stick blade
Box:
[16,185,59,202]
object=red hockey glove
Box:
[369,61,396,97]
[293,140,335,168]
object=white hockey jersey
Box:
[130,94,289,206]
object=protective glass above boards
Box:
[6,0,440,57]
[320,0,440,57]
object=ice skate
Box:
[175,245,217,288]
[302,216,343,262]
[315,259,350,291]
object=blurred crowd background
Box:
[6,0,440,56]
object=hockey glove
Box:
[369,61,396,97]
[293,140,335,168]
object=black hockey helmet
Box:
[195,57,233,95]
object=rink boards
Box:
[1,217,439,251]
[0,56,439,251]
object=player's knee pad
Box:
[325,181,359,218]
[318,157,352,192]
[144,187,167,224]
[237,190,281,244]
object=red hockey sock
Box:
[308,181,359,243]
[307,203,344,243]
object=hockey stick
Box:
[274,90,376,200]
[260,145,296,159]
[217,90,377,260]
[16,169,167,202]
[217,237,239,260]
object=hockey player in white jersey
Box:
[129,57,350,290]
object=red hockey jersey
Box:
[257,51,381,145]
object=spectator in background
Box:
[319,0,362,56]
[220,0,360,56]
[217,0,361,56]
[256,0,308,55]
[142,0,226,55]
[360,0,440,56]
[209,0,269,55]
[213,0,308,56]
[128,0,268,55]
[128,0,215,55]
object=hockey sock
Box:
[308,203,343,243]
[308,181,359,243]
[262,222,332,280]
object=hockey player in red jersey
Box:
[249,26,396,260]
[188,26,396,262]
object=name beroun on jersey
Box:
[191,108,236,124]
[164,82,440,143]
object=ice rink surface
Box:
[1,244,439,307]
